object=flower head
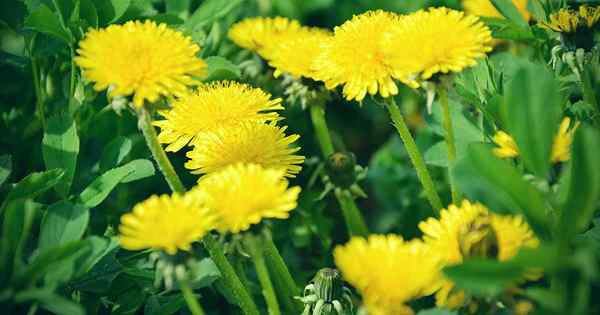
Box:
[75,20,206,107]
[540,8,581,33]
[385,7,493,88]
[196,163,300,233]
[579,5,600,28]
[419,200,539,308]
[185,121,304,177]
[334,235,441,315]
[312,10,401,101]
[492,117,578,163]
[268,28,331,79]
[154,81,283,152]
[462,0,531,21]
[119,193,216,255]
[228,16,303,60]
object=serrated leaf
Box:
[1,169,64,212]
[24,4,72,43]
[0,154,11,187]
[39,201,89,250]
[203,56,241,81]
[42,112,80,197]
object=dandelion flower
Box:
[196,163,300,233]
[228,16,303,60]
[119,193,216,255]
[268,28,331,79]
[385,7,493,88]
[334,235,441,315]
[154,81,283,152]
[492,117,578,163]
[185,121,304,177]
[312,10,401,101]
[462,0,531,21]
[579,5,600,28]
[419,200,539,308]
[540,8,580,33]
[75,20,206,108]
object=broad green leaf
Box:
[39,201,89,250]
[0,169,64,212]
[0,154,11,187]
[15,289,85,315]
[562,125,600,234]
[444,258,524,296]
[490,0,529,27]
[42,112,80,197]
[504,59,561,178]
[203,56,241,82]
[0,199,38,285]
[79,159,154,208]
[99,136,132,172]
[184,0,244,31]
[95,0,131,25]
[452,144,550,238]
[24,4,73,43]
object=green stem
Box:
[262,229,303,314]
[69,45,76,99]
[335,190,369,237]
[439,87,461,204]
[581,65,600,125]
[179,280,206,315]
[203,235,260,315]
[31,57,46,129]
[244,234,281,315]
[138,107,186,193]
[384,97,443,212]
[309,105,335,156]
[309,104,369,237]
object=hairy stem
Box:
[439,86,461,203]
[384,97,443,212]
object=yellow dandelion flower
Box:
[579,5,600,28]
[228,16,303,60]
[334,235,441,315]
[419,200,539,308]
[154,81,283,152]
[118,192,216,255]
[462,0,531,21]
[75,20,206,108]
[312,10,401,101]
[185,121,304,177]
[196,163,300,233]
[268,28,331,79]
[385,7,493,88]
[540,8,580,33]
[492,117,578,163]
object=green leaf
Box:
[146,13,184,25]
[0,154,11,187]
[1,169,65,212]
[95,0,131,25]
[184,0,244,31]
[562,125,600,233]
[79,0,99,27]
[203,56,241,82]
[0,199,38,285]
[165,0,190,16]
[481,17,535,40]
[99,136,132,172]
[187,258,222,289]
[72,245,122,293]
[79,159,154,208]
[417,309,457,315]
[504,59,562,178]
[444,258,524,296]
[24,4,72,43]
[145,295,186,315]
[452,144,550,238]
[490,0,529,27]
[39,201,89,250]
[15,289,85,315]
[42,112,80,197]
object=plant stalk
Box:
[309,105,335,156]
[384,97,443,212]
[245,233,281,315]
[439,86,461,204]
[179,280,206,315]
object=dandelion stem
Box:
[204,235,260,315]
[245,233,281,315]
[179,280,206,315]
[309,104,369,237]
[439,86,461,204]
[385,97,443,212]
[137,108,259,315]
[262,228,303,314]
[138,107,187,193]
